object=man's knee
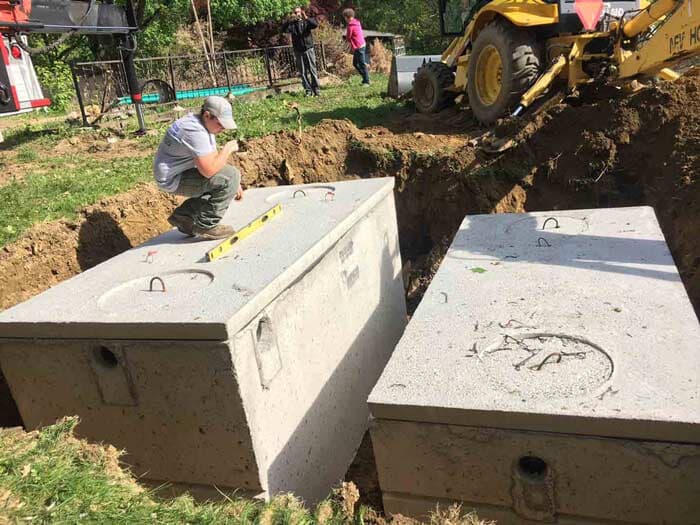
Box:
[211,165,240,185]
[209,165,240,196]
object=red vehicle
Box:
[0,0,144,128]
[1,35,50,115]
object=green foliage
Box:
[210,0,308,29]
[354,0,452,54]
[137,0,191,57]
[35,62,75,112]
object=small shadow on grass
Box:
[294,101,403,130]
[0,127,63,151]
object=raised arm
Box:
[194,141,239,178]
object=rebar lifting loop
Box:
[537,237,552,248]
[542,217,560,230]
[292,190,307,198]
[149,276,166,293]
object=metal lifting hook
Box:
[149,276,166,293]
[542,217,560,230]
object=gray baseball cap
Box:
[202,96,237,130]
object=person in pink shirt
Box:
[343,8,370,86]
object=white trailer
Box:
[0,36,50,116]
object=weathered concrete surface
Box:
[372,419,700,524]
[369,207,700,523]
[0,178,407,504]
[370,207,700,442]
[0,178,398,341]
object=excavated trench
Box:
[0,75,699,504]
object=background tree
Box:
[352,0,450,53]
[209,0,308,30]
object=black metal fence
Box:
[70,44,326,125]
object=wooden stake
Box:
[190,0,216,84]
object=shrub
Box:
[369,39,393,75]
[35,62,74,112]
[314,19,354,78]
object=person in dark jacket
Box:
[281,7,321,97]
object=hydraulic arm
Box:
[616,0,700,78]
[516,0,700,114]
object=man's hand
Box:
[235,184,244,201]
[301,10,307,19]
[224,139,239,155]
[195,140,239,178]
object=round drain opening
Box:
[518,456,548,480]
[95,346,118,369]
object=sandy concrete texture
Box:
[369,207,700,442]
[372,419,700,524]
[0,178,397,340]
[369,206,700,523]
[0,178,407,504]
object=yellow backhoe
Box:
[413,0,700,123]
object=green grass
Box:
[0,418,333,524]
[0,74,401,247]
[0,419,489,524]
[230,74,400,140]
[0,156,152,245]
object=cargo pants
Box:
[170,164,241,230]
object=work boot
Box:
[167,214,194,236]
[192,223,236,240]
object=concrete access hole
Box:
[95,346,119,369]
[518,456,548,481]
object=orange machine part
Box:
[0,0,32,27]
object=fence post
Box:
[264,48,274,88]
[167,56,177,93]
[320,42,327,73]
[69,62,89,127]
[222,52,232,93]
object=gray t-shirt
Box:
[153,113,216,192]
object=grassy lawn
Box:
[0,73,400,247]
[0,419,488,524]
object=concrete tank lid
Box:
[369,207,700,443]
[0,178,395,341]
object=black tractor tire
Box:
[413,61,456,114]
[467,22,542,125]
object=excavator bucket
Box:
[388,55,442,99]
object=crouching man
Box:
[153,96,244,240]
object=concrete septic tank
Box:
[368,207,700,524]
[0,177,407,504]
